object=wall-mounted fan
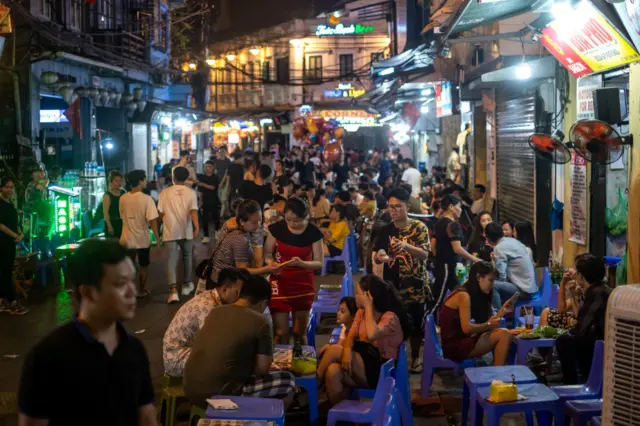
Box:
[568,120,632,165]
[527,129,572,164]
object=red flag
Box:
[63,99,82,138]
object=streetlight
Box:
[249,47,260,56]
[226,54,236,61]
[516,62,532,79]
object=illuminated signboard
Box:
[315,23,375,36]
[318,109,381,131]
[324,83,366,99]
[539,1,640,78]
[435,82,453,118]
[40,109,69,123]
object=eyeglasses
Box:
[388,204,406,211]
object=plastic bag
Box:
[605,189,628,237]
[616,252,627,286]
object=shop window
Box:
[262,61,271,81]
[276,57,289,84]
[158,9,169,51]
[371,51,385,63]
[226,69,232,93]
[305,55,322,83]
[97,0,115,29]
[339,54,353,79]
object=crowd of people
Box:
[6,143,613,425]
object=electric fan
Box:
[568,120,631,165]
[527,129,571,164]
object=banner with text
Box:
[569,151,588,245]
[540,1,640,78]
[576,74,602,120]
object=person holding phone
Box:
[440,261,513,365]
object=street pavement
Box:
[0,240,528,426]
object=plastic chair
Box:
[322,233,358,276]
[513,337,556,365]
[306,314,316,348]
[392,342,413,426]
[475,383,562,426]
[510,267,553,329]
[310,274,352,331]
[296,375,319,426]
[159,374,185,426]
[551,341,604,421]
[564,399,602,426]
[518,284,560,327]
[462,365,538,426]
[328,327,342,344]
[421,314,476,398]
[373,379,400,426]
[591,416,601,426]
[204,396,285,426]
[327,371,395,426]
[188,405,205,426]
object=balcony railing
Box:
[92,30,148,63]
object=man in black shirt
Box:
[18,239,156,426]
[240,164,273,210]
[228,151,245,206]
[198,160,220,243]
[369,183,387,210]
[214,145,231,183]
[333,155,350,191]
[0,176,27,315]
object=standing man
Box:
[240,164,273,210]
[215,146,232,219]
[197,160,220,244]
[333,155,350,191]
[119,170,160,298]
[175,150,197,186]
[401,158,422,199]
[158,167,199,304]
[18,239,157,426]
[447,148,462,185]
[471,184,486,215]
[228,151,245,208]
[0,176,28,315]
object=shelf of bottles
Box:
[80,161,106,216]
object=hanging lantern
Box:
[75,86,87,97]
[114,92,122,105]
[122,91,133,103]
[99,89,109,105]
[133,88,143,100]
[125,101,137,117]
[59,85,74,104]
[88,87,99,97]
[107,89,116,101]
[41,71,59,85]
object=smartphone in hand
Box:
[497,292,520,317]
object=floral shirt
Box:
[163,289,223,377]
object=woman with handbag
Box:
[195,199,281,294]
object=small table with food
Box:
[510,326,567,365]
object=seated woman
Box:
[467,210,494,262]
[318,296,357,357]
[322,204,350,257]
[539,267,584,330]
[440,261,513,365]
[317,275,411,405]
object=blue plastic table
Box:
[513,337,556,365]
[204,396,285,425]
[475,383,561,426]
[462,365,538,426]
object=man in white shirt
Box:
[400,158,422,198]
[447,148,461,184]
[158,166,199,304]
[120,170,160,298]
[174,150,197,187]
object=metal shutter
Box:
[496,90,536,226]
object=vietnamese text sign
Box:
[540,1,640,78]
[569,151,588,245]
[576,74,602,120]
[315,23,375,37]
[435,81,453,118]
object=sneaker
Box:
[182,282,195,296]
[202,236,210,244]
[9,301,29,316]
[167,292,180,304]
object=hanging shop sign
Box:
[318,109,380,132]
[435,81,453,118]
[192,119,211,134]
[323,83,366,99]
[444,0,534,36]
[0,5,12,34]
[611,1,640,53]
[540,1,640,78]
[569,151,588,245]
[576,74,603,121]
[315,23,375,37]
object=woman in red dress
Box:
[265,197,324,344]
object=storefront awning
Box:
[371,44,436,78]
[425,0,550,39]
[132,102,216,123]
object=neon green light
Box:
[57,200,67,208]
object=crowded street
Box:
[1,0,639,425]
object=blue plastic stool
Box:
[296,375,319,426]
[377,380,400,426]
[518,284,560,327]
[462,365,538,426]
[306,314,316,348]
[513,337,556,365]
[322,233,357,276]
[328,374,395,426]
[329,327,342,344]
[565,399,602,426]
[510,267,553,329]
[421,314,476,398]
[475,383,561,426]
[204,396,284,426]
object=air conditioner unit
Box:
[603,284,640,424]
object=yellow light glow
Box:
[290,39,303,48]
[249,47,260,56]
[188,62,197,70]
[226,54,236,61]
[205,58,216,66]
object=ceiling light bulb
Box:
[205,58,215,66]
[188,62,197,70]
[290,39,303,47]
[516,62,531,79]
[421,106,429,114]
[249,47,260,56]
[551,1,572,20]
[226,54,236,61]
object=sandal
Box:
[411,358,424,374]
